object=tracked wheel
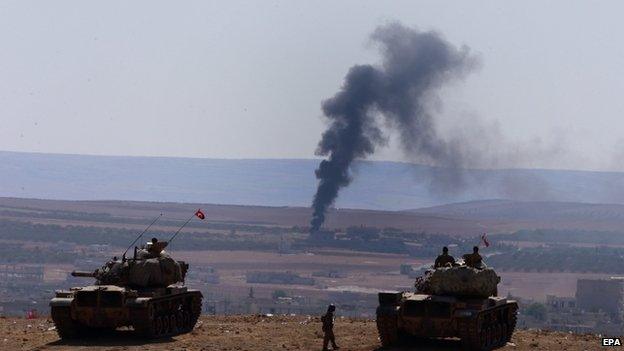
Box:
[459,302,518,351]
[50,306,86,339]
[132,291,202,338]
[376,305,402,348]
[504,303,518,342]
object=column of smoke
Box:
[310,23,479,231]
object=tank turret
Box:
[68,239,190,289]
[415,266,500,298]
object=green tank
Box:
[376,266,517,350]
[49,241,202,339]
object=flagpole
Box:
[168,212,196,244]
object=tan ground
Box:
[2,315,603,351]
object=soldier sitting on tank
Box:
[137,238,169,259]
[463,246,484,269]
[148,237,168,255]
[434,246,456,268]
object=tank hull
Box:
[50,285,202,339]
[376,292,517,351]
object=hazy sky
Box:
[1,1,623,171]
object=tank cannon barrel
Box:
[71,271,96,278]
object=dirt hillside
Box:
[1,315,601,351]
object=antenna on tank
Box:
[169,209,205,246]
[122,213,163,259]
[168,214,195,245]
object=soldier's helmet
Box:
[328,304,336,312]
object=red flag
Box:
[481,233,490,247]
[194,209,205,220]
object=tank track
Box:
[50,306,87,339]
[504,303,518,343]
[376,305,401,347]
[459,302,518,351]
[131,291,202,338]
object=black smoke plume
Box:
[311,23,479,231]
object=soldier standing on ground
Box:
[463,246,483,269]
[321,304,339,351]
[434,246,456,268]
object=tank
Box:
[376,266,517,350]
[49,240,202,339]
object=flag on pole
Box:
[481,233,490,247]
[195,209,205,220]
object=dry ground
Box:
[2,315,604,351]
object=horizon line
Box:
[0,149,621,175]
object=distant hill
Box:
[412,199,624,221]
[2,150,624,210]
